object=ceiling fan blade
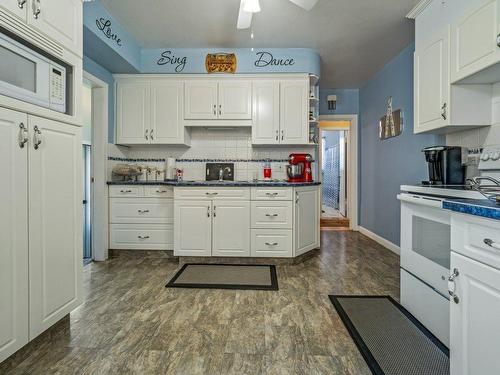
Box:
[237,0,253,29]
[288,0,319,11]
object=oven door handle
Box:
[397,193,443,208]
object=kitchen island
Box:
[108,181,321,258]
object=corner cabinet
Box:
[294,186,320,256]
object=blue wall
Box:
[319,88,359,115]
[358,43,440,246]
[83,55,115,143]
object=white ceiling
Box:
[100,0,419,88]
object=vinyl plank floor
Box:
[0,230,399,375]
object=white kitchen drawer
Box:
[251,201,293,229]
[451,213,500,270]
[251,229,292,257]
[110,198,173,224]
[109,224,173,250]
[174,187,251,200]
[251,187,293,201]
[144,186,174,198]
[109,185,143,198]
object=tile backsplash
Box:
[108,128,316,181]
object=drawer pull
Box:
[448,268,460,304]
[265,213,279,217]
[120,190,132,193]
[138,209,150,214]
[484,238,500,251]
[265,192,279,197]
[205,192,219,196]
[265,242,278,246]
[156,190,168,193]
[138,235,150,240]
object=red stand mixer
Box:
[287,153,313,182]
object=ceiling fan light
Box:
[242,0,261,13]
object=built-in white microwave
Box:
[0,32,66,113]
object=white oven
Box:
[398,192,451,346]
[0,32,66,113]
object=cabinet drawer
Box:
[174,187,250,200]
[144,186,174,198]
[109,185,143,198]
[251,187,292,200]
[451,213,500,270]
[110,224,173,250]
[251,201,292,229]
[110,198,173,224]
[251,230,292,258]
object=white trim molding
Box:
[406,0,432,19]
[358,226,400,255]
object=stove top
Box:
[401,184,485,199]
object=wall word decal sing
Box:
[157,51,188,73]
[254,51,295,67]
[95,18,122,47]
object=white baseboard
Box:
[358,226,400,255]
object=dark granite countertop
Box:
[107,180,321,187]
[442,198,500,221]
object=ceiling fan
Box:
[237,0,319,29]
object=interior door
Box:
[295,187,319,256]
[280,80,309,144]
[338,131,347,217]
[174,200,212,256]
[151,80,183,144]
[212,200,250,257]
[252,80,280,145]
[0,107,28,363]
[218,80,252,119]
[116,80,151,144]
[27,0,82,56]
[414,26,450,133]
[450,252,500,375]
[184,81,218,120]
[0,0,28,21]
[28,115,82,340]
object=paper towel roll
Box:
[165,158,176,180]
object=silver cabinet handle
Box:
[213,205,216,217]
[207,205,211,217]
[275,130,279,141]
[120,189,132,193]
[18,0,26,9]
[145,129,149,140]
[138,235,150,240]
[32,0,41,19]
[295,191,299,204]
[205,192,219,196]
[213,104,216,116]
[497,34,500,47]
[265,213,279,217]
[265,192,278,197]
[33,125,42,150]
[441,102,447,120]
[484,238,500,251]
[138,209,150,214]
[150,129,154,141]
[265,242,278,246]
[281,129,284,141]
[219,104,222,116]
[156,190,167,193]
[18,122,28,148]
[448,268,460,304]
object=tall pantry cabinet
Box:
[0,107,82,362]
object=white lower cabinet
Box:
[212,201,251,257]
[174,200,212,256]
[110,224,173,250]
[450,251,500,375]
[251,230,292,257]
[294,186,320,256]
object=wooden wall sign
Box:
[205,53,237,73]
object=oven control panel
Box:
[479,147,500,170]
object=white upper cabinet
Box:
[252,80,280,145]
[451,0,500,83]
[116,80,151,144]
[184,81,218,120]
[280,80,309,144]
[151,80,186,144]
[414,27,450,133]
[218,80,252,120]
[0,0,28,21]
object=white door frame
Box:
[318,114,359,230]
[83,71,109,261]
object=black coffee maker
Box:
[422,146,467,185]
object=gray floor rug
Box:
[166,264,278,290]
[329,295,449,375]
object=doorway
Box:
[82,80,92,264]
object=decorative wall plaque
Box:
[379,97,403,140]
[205,53,237,73]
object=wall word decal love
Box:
[95,18,122,47]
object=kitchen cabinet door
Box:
[218,80,252,119]
[27,0,82,57]
[0,108,29,363]
[280,80,309,144]
[212,200,250,257]
[116,80,151,144]
[151,80,185,144]
[294,186,319,256]
[451,0,500,83]
[450,252,500,375]
[28,115,82,340]
[0,0,28,21]
[414,26,450,133]
[252,80,280,145]
[184,81,218,120]
[174,200,212,256]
